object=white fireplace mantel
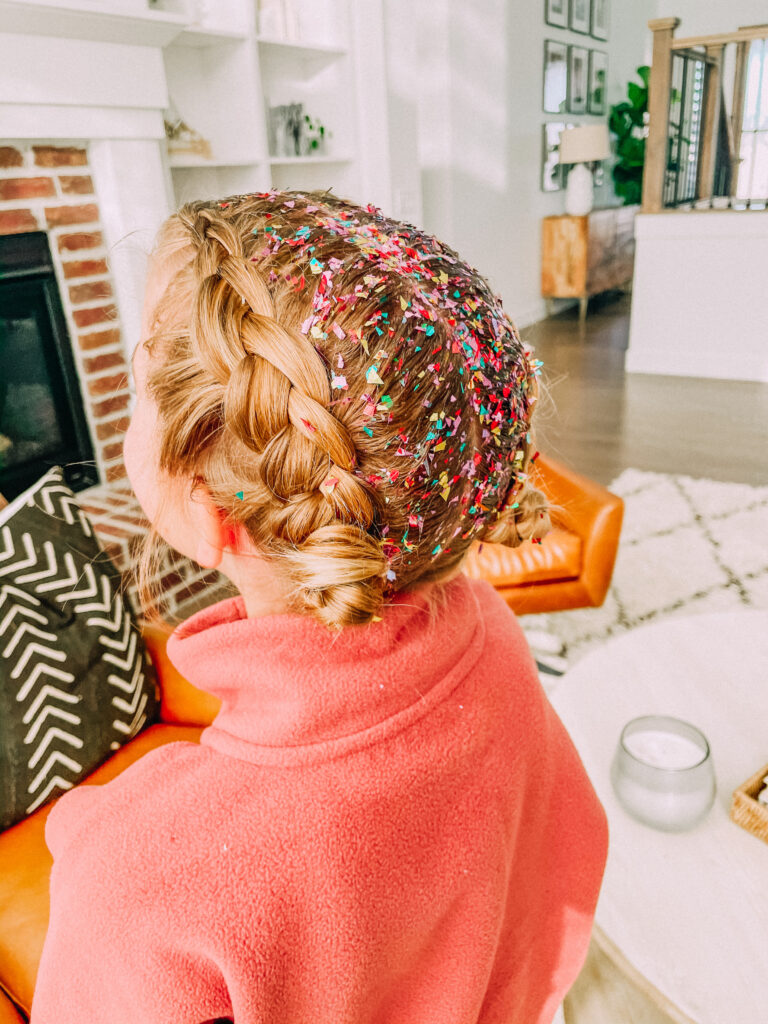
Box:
[0,32,169,140]
[0,28,177,358]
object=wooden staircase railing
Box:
[642,19,768,213]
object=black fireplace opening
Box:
[0,231,99,502]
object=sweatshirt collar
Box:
[165,574,485,761]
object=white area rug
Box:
[519,468,768,683]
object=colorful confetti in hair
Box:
[181,188,545,599]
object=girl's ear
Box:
[186,482,229,569]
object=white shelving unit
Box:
[0,0,403,214]
[0,0,188,45]
[154,0,378,207]
[269,155,353,165]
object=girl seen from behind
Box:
[31,189,608,1024]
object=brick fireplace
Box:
[0,142,132,488]
[0,140,229,621]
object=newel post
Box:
[642,17,681,213]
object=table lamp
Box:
[559,123,611,216]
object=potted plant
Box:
[303,113,330,156]
[608,66,649,205]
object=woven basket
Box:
[730,761,768,845]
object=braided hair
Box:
[134,188,552,627]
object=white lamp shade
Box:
[559,123,611,164]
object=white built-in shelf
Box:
[256,36,347,59]
[0,0,188,46]
[171,25,250,48]
[168,153,263,168]
[268,155,353,165]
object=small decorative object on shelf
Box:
[163,99,213,161]
[268,102,303,156]
[730,761,768,846]
[268,102,332,157]
[303,112,330,156]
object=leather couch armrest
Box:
[531,453,617,531]
[533,452,625,604]
[138,618,221,728]
[0,986,26,1024]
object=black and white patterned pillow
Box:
[0,466,160,831]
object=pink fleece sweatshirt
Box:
[31,574,608,1024]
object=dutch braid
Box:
[135,189,554,628]
[176,206,388,625]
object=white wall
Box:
[657,1,768,35]
[382,0,424,226]
[626,212,768,383]
[412,0,656,329]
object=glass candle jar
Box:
[610,715,716,832]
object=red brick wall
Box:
[0,142,130,485]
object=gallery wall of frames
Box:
[542,0,609,193]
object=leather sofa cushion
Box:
[0,723,203,1019]
[462,527,582,587]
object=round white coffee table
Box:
[548,610,768,1024]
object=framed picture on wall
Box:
[545,0,568,29]
[588,49,608,114]
[543,40,569,113]
[542,122,575,191]
[542,123,566,191]
[569,0,590,34]
[591,0,609,41]
[568,45,589,114]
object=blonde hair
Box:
[134,189,553,628]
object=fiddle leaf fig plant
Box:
[609,66,687,205]
[609,65,650,205]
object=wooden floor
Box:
[521,293,768,488]
[563,925,698,1024]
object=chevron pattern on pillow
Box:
[0,466,161,830]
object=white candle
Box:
[624,729,704,769]
[612,772,714,830]
[612,722,716,831]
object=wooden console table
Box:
[541,205,638,323]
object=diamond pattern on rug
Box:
[521,468,768,683]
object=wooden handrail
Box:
[671,24,768,49]
[642,18,680,214]
[642,18,767,213]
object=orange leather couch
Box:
[0,454,622,1020]
[464,452,624,615]
[0,622,215,1022]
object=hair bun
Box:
[279,524,388,627]
[483,480,552,548]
